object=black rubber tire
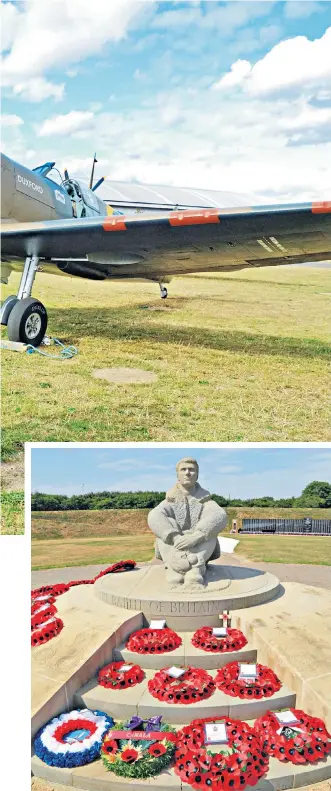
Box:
[161,287,168,299]
[7,297,48,346]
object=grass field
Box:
[1,491,24,535]
[2,265,331,456]
[31,508,331,569]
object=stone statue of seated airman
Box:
[147,457,227,589]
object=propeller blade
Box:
[92,176,105,192]
[89,152,98,189]
[64,168,69,181]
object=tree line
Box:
[31,481,331,511]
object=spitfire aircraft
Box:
[1,150,331,347]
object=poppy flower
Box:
[102,739,118,755]
[120,748,140,763]
[148,742,167,757]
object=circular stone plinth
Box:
[94,564,280,631]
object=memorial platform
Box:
[31,563,331,790]
[94,563,281,630]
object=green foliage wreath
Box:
[101,719,177,778]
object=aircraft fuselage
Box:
[1,153,108,225]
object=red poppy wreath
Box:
[31,583,70,598]
[215,662,281,699]
[31,603,57,630]
[98,661,145,690]
[94,560,136,578]
[192,627,247,654]
[174,716,269,791]
[148,666,215,704]
[31,597,56,616]
[126,627,182,654]
[31,560,136,649]
[254,709,331,765]
[31,616,64,647]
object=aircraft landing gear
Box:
[1,255,48,346]
[159,283,168,299]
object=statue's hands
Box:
[174,532,201,551]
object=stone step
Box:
[31,750,331,791]
[75,671,296,724]
[113,631,257,670]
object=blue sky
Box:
[31,446,331,497]
[2,1,331,202]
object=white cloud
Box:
[0,1,19,52]
[284,1,326,19]
[1,113,23,127]
[212,59,251,89]
[13,77,65,102]
[213,27,331,96]
[82,84,331,202]
[38,110,94,137]
[279,102,331,131]
[153,2,277,34]
[1,0,151,96]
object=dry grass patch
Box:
[32,534,155,569]
[2,265,331,454]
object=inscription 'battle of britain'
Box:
[106,594,231,615]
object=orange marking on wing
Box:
[103,217,127,231]
[312,201,331,214]
[169,209,220,226]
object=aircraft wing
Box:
[2,202,331,279]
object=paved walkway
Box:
[31,555,331,590]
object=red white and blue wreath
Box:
[34,708,114,768]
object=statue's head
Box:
[176,457,199,489]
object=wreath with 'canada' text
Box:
[101,716,176,779]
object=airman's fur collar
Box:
[166,482,210,503]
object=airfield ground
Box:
[31,507,331,570]
[1,265,331,455]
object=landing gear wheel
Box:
[7,297,48,347]
[160,286,168,299]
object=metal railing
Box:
[241,518,331,535]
